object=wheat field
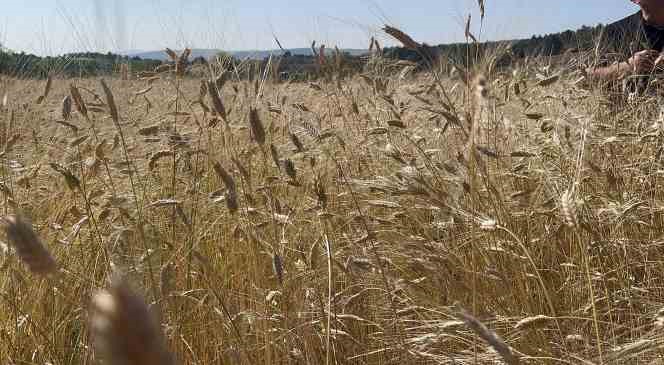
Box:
[1,39,664,365]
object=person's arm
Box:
[585,61,632,83]
[584,49,659,85]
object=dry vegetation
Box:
[3,19,664,365]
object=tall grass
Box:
[2,10,664,365]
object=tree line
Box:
[384,23,604,67]
[0,47,162,79]
[0,22,608,79]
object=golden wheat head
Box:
[383,25,421,50]
[2,214,57,275]
[91,275,175,365]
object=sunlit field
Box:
[2,17,664,365]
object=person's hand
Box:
[628,50,659,73]
[655,53,664,71]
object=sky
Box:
[0,0,639,56]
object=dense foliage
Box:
[0,50,161,78]
[384,24,603,66]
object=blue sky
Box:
[0,0,638,55]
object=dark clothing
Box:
[600,11,664,61]
[598,12,664,94]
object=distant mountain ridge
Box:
[121,48,369,61]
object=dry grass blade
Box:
[273,34,286,52]
[160,263,174,299]
[49,163,80,190]
[249,108,266,145]
[70,84,88,118]
[525,113,544,120]
[55,120,79,133]
[457,308,520,365]
[199,80,207,100]
[119,63,129,81]
[70,135,89,148]
[476,145,498,158]
[2,215,57,275]
[374,39,382,53]
[149,150,174,171]
[148,199,182,208]
[607,339,656,362]
[272,253,284,285]
[3,133,20,154]
[207,80,227,120]
[311,40,318,57]
[560,189,577,228]
[134,86,153,97]
[212,162,238,213]
[212,162,236,192]
[91,275,175,365]
[176,48,191,77]
[289,132,305,153]
[536,74,560,87]
[231,157,250,183]
[100,79,119,126]
[514,315,554,330]
[214,73,229,91]
[95,139,108,160]
[478,0,485,19]
[383,25,420,50]
[387,120,405,128]
[465,15,478,43]
[164,48,178,61]
[282,159,296,180]
[36,75,52,104]
[139,124,161,136]
[318,44,326,66]
[270,144,281,170]
[62,95,72,120]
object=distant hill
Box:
[122,48,369,61]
